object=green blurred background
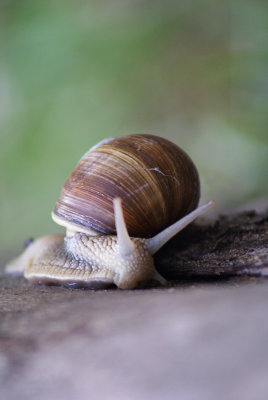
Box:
[1,0,267,266]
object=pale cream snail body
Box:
[6,134,215,289]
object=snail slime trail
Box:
[6,134,215,289]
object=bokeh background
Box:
[1,0,267,266]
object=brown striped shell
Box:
[53,134,200,238]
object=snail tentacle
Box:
[153,271,168,285]
[113,198,135,257]
[146,200,215,255]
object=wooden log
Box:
[156,210,268,280]
[1,210,268,400]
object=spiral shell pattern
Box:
[53,134,200,237]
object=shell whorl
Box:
[53,134,200,237]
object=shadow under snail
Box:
[6,134,215,289]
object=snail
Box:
[6,134,215,289]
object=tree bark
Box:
[155,209,268,280]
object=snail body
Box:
[6,134,215,289]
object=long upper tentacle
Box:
[113,198,135,257]
[146,200,215,255]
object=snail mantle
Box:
[6,134,215,289]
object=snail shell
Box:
[6,134,215,290]
[53,134,200,238]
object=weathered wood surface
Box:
[1,209,268,400]
[156,209,268,280]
